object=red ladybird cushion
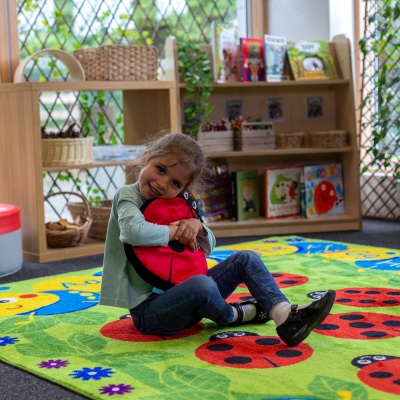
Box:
[124,193,208,291]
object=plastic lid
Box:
[0,204,21,234]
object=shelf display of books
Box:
[231,169,260,221]
[193,158,233,223]
[265,166,303,219]
[264,34,290,82]
[239,38,265,82]
[303,163,345,218]
[286,40,338,80]
[211,21,239,83]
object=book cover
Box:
[286,40,338,80]
[192,158,232,223]
[303,163,345,218]
[264,34,290,82]
[239,38,265,82]
[231,169,259,221]
[211,21,239,83]
[265,166,303,219]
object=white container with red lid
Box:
[0,204,23,277]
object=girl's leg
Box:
[209,250,336,347]
[208,250,289,317]
[130,274,234,336]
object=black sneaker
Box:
[229,299,270,327]
[276,289,336,347]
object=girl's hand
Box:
[174,218,202,250]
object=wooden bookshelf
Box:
[0,35,361,262]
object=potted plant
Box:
[177,42,214,136]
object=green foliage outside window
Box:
[359,0,400,181]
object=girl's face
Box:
[138,155,191,200]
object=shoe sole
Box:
[285,290,336,347]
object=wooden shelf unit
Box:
[0,34,361,262]
[0,80,180,263]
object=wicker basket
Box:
[276,132,306,149]
[42,137,93,166]
[309,130,348,148]
[45,192,92,248]
[74,45,158,81]
[67,199,112,240]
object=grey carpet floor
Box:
[0,218,399,399]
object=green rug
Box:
[1,236,400,400]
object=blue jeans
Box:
[130,250,289,335]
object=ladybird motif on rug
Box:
[195,331,313,368]
[352,355,400,396]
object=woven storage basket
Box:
[67,199,112,240]
[276,132,306,149]
[45,192,92,248]
[74,45,158,81]
[42,137,93,166]
[309,130,348,148]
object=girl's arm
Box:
[116,187,170,247]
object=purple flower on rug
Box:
[0,336,18,346]
[38,359,69,369]
[69,366,115,381]
[99,384,134,396]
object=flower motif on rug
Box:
[69,366,114,380]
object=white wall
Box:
[265,0,354,43]
[266,0,331,41]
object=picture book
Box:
[239,38,265,82]
[265,166,303,219]
[303,163,345,218]
[264,34,290,82]
[211,21,239,83]
[231,169,260,221]
[192,158,233,223]
[286,40,338,80]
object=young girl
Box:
[100,132,335,347]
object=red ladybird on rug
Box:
[100,316,204,342]
[238,272,308,290]
[334,287,400,307]
[195,331,313,369]
[226,293,254,303]
[314,312,400,340]
[352,355,400,395]
[271,272,309,288]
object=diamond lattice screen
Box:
[359,0,400,220]
[17,0,236,219]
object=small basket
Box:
[309,130,348,148]
[67,199,112,240]
[74,45,158,81]
[45,192,92,248]
[42,137,93,166]
[276,132,306,149]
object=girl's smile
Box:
[139,155,191,201]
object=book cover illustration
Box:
[304,163,345,218]
[286,40,338,80]
[265,166,303,219]
[232,169,259,221]
[192,158,232,223]
[211,21,239,82]
[239,38,265,82]
[264,34,290,82]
